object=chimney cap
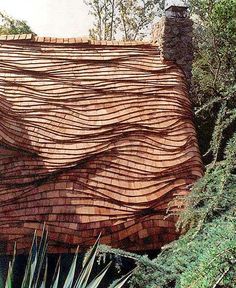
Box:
[165,5,188,12]
[165,5,189,18]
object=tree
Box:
[84,0,164,41]
[98,1,236,286]
[0,12,33,35]
[190,0,236,164]
[84,0,115,40]
[117,0,160,41]
[100,132,236,287]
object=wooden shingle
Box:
[0,35,203,254]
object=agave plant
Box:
[3,227,133,288]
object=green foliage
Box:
[190,0,236,160]
[99,136,236,287]
[84,0,164,40]
[84,0,117,40]
[0,12,33,35]
[125,218,236,288]
[116,0,161,41]
[191,0,236,96]
[1,229,132,288]
[0,1,235,287]
[177,133,236,231]
[95,1,236,287]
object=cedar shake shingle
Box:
[0,36,203,254]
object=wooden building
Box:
[0,6,203,253]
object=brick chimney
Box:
[152,4,193,86]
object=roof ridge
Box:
[0,33,34,41]
[0,33,156,46]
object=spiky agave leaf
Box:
[21,227,48,288]
[74,234,101,288]
[4,262,13,288]
[34,225,48,288]
[39,257,48,288]
[3,230,132,288]
[85,262,112,288]
[50,257,61,288]
[62,246,79,288]
[109,270,134,288]
[4,243,16,288]
[21,231,37,288]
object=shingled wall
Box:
[0,31,203,253]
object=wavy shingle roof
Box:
[0,34,203,253]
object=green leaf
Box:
[109,269,134,288]
[21,231,37,288]
[74,234,101,288]
[50,258,61,288]
[39,257,48,288]
[62,246,79,288]
[86,262,112,288]
[34,225,48,288]
[44,257,48,282]
[4,262,13,288]
[4,243,17,288]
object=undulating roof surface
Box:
[0,35,203,253]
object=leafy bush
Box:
[98,135,236,287]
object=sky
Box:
[0,0,185,38]
[0,0,93,37]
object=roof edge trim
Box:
[0,34,157,46]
